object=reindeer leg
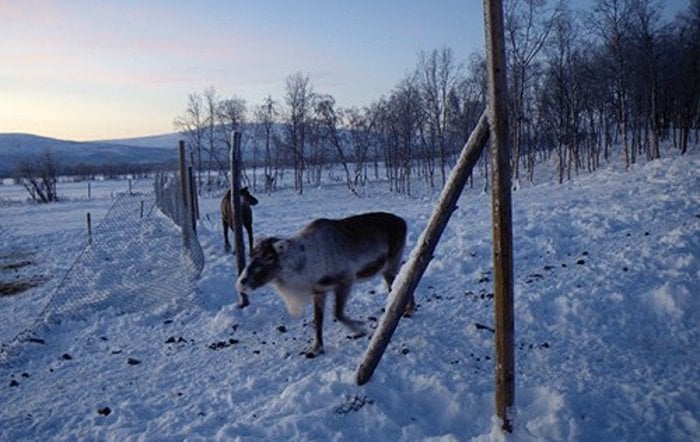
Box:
[334,282,366,337]
[246,223,254,256]
[238,292,250,309]
[306,293,326,358]
[223,220,231,253]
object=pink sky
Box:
[0,0,686,141]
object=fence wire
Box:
[0,178,205,367]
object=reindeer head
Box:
[241,187,259,206]
[236,237,286,293]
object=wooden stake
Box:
[188,165,197,234]
[484,0,515,432]
[356,110,490,385]
[230,131,249,307]
[178,140,191,251]
[86,212,92,245]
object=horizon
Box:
[0,0,689,142]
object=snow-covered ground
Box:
[0,149,698,440]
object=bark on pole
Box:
[230,131,246,275]
[356,110,490,385]
[86,212,92,245]
[484,0,516,433]
[178,140,191,252]
[188,165,197,234]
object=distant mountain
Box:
[97,132,183,150]
[0,133,177,177]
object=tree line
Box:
[174,0,698,195]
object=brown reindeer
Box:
[221,187,259,254]
[236,212,414,358]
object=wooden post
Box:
[140,200,144,219]
[484,0,515,432]
[86,212,92,245]
[230,131,249,308]
[188,165,199,232]
[87,182,91,200]
[230,132,246,272]
[356,110,490,385]
[128,178,132,195]
[178,140,191,251]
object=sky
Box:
[0,0,689,141]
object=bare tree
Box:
[389,75,422,195]
[315,94,358,195]
[505,0,560,183]
[254,96,281,194]
[629,0,664,160]
[452,52,488,188]
[174,92,206,192]
[202,86,220,192]
[343,106,373,187]
[283,72,315,195]
[15,150,59,203]
[664,0,699,155]
[589,0,635,168]
[418,47,462,187]
[541,5,586,182]
[218,95,248,185]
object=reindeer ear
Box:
[272,239,290,254]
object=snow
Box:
[1,148,698,440]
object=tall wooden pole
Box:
[178,140,191,252]
[484,0,515,433]
[230,131,246,273]
[86,212,92,245]
[230,131,249,308]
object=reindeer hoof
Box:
[237,298,250,309]
[304,346,325,358]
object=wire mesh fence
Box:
[0,178,205,367]
[154,173,204,276]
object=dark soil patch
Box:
[0,252,45,297]
[0,260,33,271]
[0,276,48,297]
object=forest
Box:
[174,0,699,195]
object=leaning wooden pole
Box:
[484,0,515,433]
[356,110,490,385]
[230,132,247,274]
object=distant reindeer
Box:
[221,187,259,254]
[236,211,414,358]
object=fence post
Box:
[188,165,198,232]
[230,131,249,308]
[88,182,91,200]
[86,212,92,245]
[484,0,515,433]
[178,140,191,252]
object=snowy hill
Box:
[0,148,697,440]
[0,133,177,177]
[97,132,182,150]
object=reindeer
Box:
[221,187,259,254]
[235,211,414,358]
